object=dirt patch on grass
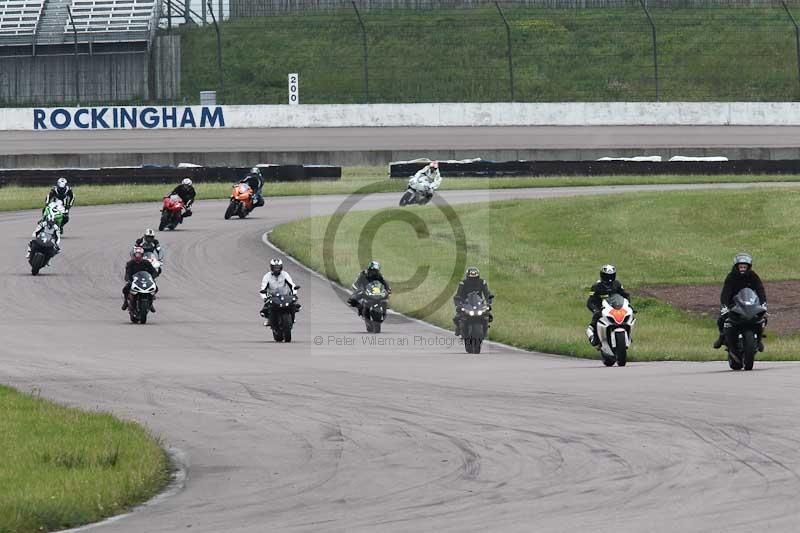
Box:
[638,281,800,336]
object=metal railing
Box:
[4,0,800,105]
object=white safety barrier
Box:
[5,102,800,131]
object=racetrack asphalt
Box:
[4,183,800,532]
[4,126,800,154]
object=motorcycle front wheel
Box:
[613,331,627,366]
[399,191,415,206]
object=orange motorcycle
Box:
[224,183,253,220]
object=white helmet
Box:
[270,258,283,275]
[250,166,262,175]
[56,177,68,188]
[182,178,193,186]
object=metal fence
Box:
[167,0,800,104]
[5,0,800,105]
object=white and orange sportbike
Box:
[593,293,636,367]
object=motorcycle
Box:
[724,288,767,371]
[262,285,299,343]
[399,176,440,206]
[159,195,185,231]
[127,271,157,324]
[143,251,163,275]
[458,291,491,354]
[42,200,67,229]
[595,293,636,367]
[224,183,254,220]
[28,232,58,275]
[357,280,389,333]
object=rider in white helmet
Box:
[260,258,300,326]
[44,177,75,231]
[409,160,442,198]
[166,178,197,218]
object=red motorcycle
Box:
[159,194,185,231]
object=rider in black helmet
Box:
[713,253,767,350]
[453,267,494,336]
[348,261,391,314]
[586,264,630,348]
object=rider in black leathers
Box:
[586,264,631,347]
[713,253,767,350]
[167,178,197,217]
[45,177,75,230]
[240,167,265,209]
[134,228,162,259]
[348,261,391,314]
[453,267,494,336]
[121,247,159,312]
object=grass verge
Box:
[3,171,800,212]
[271,187,800,361]
[0,385,170,533]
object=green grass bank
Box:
[181,6,800,103]
[0,385,170,533]
[4,172,800,212]
[271,188,800,361]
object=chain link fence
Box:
[3,0,800,105]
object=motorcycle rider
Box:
[239,167,265,209]
[135,228,163,260]
[122,246,159,312]
[27,213,61,260]
[260,258,300,326]
[44,177,75,230]
[409,160,442,199]
[167,178,197,218]
[453,266,494,336]
[348,261,391,315]
[586,264,631,348]
[713,253,767,351]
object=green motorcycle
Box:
[41,200,67,230]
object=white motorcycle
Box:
[592,294,636,367]
[399,175,440,206]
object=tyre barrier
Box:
[0,164,342,187]
[389,159,800,178]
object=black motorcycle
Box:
[127,271,157,324]
[357,280,389,333]
[28,233,58,275]
[457,291,491,354]
[263,285,299,342]
[724,288,767,371]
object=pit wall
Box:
[5,102,800,130]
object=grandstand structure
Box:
[0,0,179,105]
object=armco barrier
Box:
[7,102,800,130]
[0,165,342,187]
[389,160,800,178]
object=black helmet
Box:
[600,264,616,284]
[466,266,480,278]
[270,258,283,275]
[144,228,155,242]
[733,253,752,276]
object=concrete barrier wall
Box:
[5,102,800,130]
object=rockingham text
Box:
[33,106,226,130]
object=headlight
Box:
[476,310,484,316]
[468,310,475,316]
